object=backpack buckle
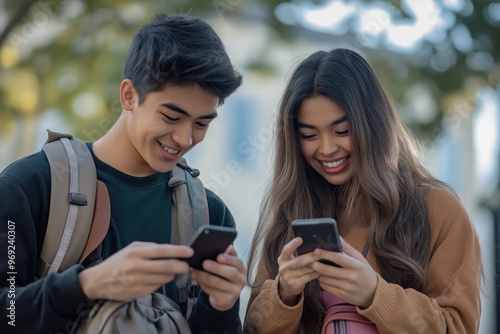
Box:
[189,285,200,298]
[177,286,188,304]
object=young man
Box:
[0,13,246,333]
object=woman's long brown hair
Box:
[247,48,446,333]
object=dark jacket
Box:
[0,146,241,334]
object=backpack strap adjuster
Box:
[69,192,88,206]
[175,159,200,178]
[177,286,188,304]
[186,167,200,178]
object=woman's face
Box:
[297,95,353,185]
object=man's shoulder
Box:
[204,188,235,227]
[205,188,230,213]
[1,150,50,183]
[205,188,225,206]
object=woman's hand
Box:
[277,237,320,306]
[310,237,378,308]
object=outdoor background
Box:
[1,0,498,332]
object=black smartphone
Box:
[185,225,237,270]
[291,218,342,266]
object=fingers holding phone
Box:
[287,218,378,307]
[191,244,247,311]
[185,225,247,311]
[79,242,193,301]
[313,237,378,308]
[277,238,320,306]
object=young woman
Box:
[244,48,482,333]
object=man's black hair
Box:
[123,13,242,105]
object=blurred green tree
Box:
[0,0,499,158]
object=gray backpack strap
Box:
[167,157,209,317]
[168,158,209,245]
[38,130,96,277]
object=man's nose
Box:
[171,124,193,148]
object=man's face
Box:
[125,83,219,175]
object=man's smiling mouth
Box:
[159,141,180,154]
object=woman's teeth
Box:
[322,157,347,168]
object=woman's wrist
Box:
[277,281,300,306]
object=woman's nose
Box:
[319,136,339,156]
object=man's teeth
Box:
[161,145,179,154]
[322,157,347,168]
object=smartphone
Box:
[185,225,237,270]
[291,218,342,266]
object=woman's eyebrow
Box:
[297,122,315,129]
[331,115,348,125]
[297,115,348,129]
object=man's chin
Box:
[154,160,179,174]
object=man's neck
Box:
[92,116,155,177]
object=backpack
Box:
[72,294,190,334]
[320,241,378,334]
[320,291,378,334]
[37,130,210,333]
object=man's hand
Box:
[78,241,193,301]
[190,245,247,312]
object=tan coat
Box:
[244,188,482,333]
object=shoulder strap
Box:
[37,130,98,277]
[168,157,209,317]
[168,157,209,245]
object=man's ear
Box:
[120,79,136,111]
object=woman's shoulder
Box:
[425,186,461,207]
[424,186,467,217]
[424,186,474,244]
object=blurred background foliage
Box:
[0,0,500,151]
[1,0,499,157]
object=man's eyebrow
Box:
[297,115,348,129]
[160,103,218,119]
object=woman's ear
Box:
[120,79,136,111]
